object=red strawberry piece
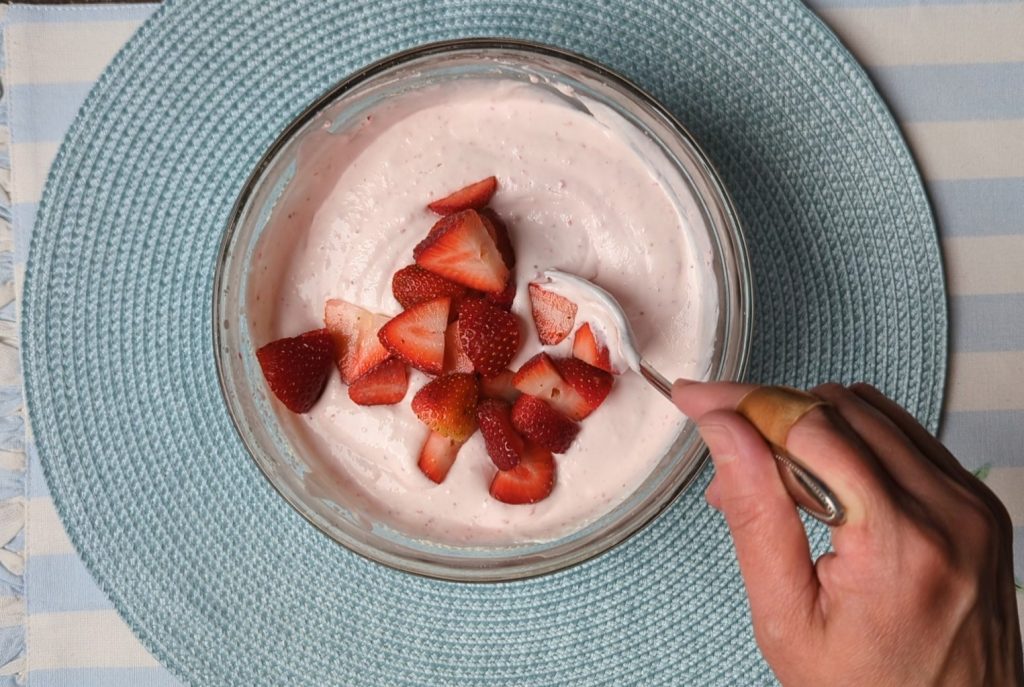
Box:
[458,297,521,378]
[392,264,466,310]
[377,296,450,375]
[256,328,334,413]
[414,209,510,294]
[528,283,578,345]
[347,358,409,406]
[443,320,475,374]
[476,399,525,470]
[417,431,466,484]
[511,353,589,421]
[553,357,614,419]
[480,369,520,404]
[511,395,580,454]
[411,372,479,441]
[479,208,516,269]
[489,442,556,505]
[486,277,517,311]
[572,323,613,373]
[324,299,392,384]
[413,213,460,261]
[427,176,498,215]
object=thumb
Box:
[699,409,820,637]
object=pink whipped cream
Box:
[248,78,718,546]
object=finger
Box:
[698,409,820,632]
[849,383,976,485]
[672,379,757,419]
[705,475,721,510]
[850,383,1014,537]
[784,404,901,535]
[811,383,953,503]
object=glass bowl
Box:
[214,38,752,582]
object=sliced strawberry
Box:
[477,399,525,470]
[486,277,517,311]
[511,395,580,454]
[256,328,334,413]
[480,369,519,404]
[347,358,408,406]
[553,357,614,419]
[489,442,556,505]
[324,299,392,384]
[392,264,466,310]
[511,353,589,421]
[414,209,510,293]
[413,213,460,261]
[427,176,497,215]
[572,323,613,373]
[377,296,450,375]
[411,372,479,441]
[458,297,521,378]
[417,431,466,484]
[528,283,578,345]
[479,208,516,269]
[443,320,475,374]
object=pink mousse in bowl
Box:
[214,39,751,581]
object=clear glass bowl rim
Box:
[213,37,753,583]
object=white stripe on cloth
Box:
[3,20,146,86]
[903,119,1024,180]
[947,351,1024,412]
[817,3,1024,66]
[27,611,162,670]
[944,236,1024,296]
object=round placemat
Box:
[22,1,946,685]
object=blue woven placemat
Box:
[21,0,945,684]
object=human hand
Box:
[673,380,1023,686]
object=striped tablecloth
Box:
[1,2,1022,685]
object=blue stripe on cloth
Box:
[951,294,1024,353]
[927,178,1024,237]
[26,554,113,613]
[27,443,48,499]
[941,410,1024,469]
[8,83,94,144]
[6,4,158,25]
[13,203,37,266]
[870,62,1024,122]
[29,668,182,687]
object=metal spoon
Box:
[540,269,845,526]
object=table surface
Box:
[1,1,1022,685]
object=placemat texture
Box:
[9,0,990,684]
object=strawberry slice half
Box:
[554,357,613,419]
[256,328,335,413]
[511,353,589,421]
[458,297,521,378]
[392,264,466,311]
[479,208,516,269]
[489,442,556,505]
[347,358,409,406]
[477,399,525,470]
[427,176,498,215]
[480,369,520,404]
[415,209,510,294]
[511,394,580,454]
[572,323,613,373]
[411,372,479,441]
[443,320,475,374]
[324,299,392,384]
[418,431,466,484]
[528,283,578,345]
[377,296,450,375]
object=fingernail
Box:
[700,423,737,465]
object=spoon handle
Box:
[639,359,673,399]
[638,360,845,526]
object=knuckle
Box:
[849,381,880,396]
[719,490,777,535]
